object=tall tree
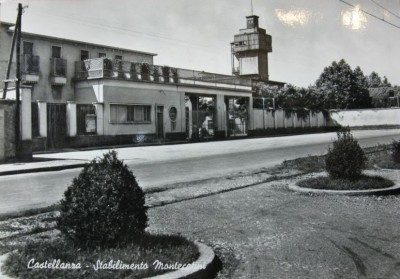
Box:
[315,59,372,109]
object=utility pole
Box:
[2,4,20,99]
[15,3,22,158]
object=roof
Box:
[1,21,157,57]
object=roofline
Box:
[0,21,15,27]
[2,22,157,57]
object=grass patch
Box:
[297,175,394,191]
[282,155,326,173]
[3,233,199,279]
[0,204,59,222]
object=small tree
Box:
[141,63,151,81]
[130,63,138,80]
[162,66,170,83]
[57,151,147,249]
[153,66,160,82]
[325,128,367,180]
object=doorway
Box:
[47,103,67,149]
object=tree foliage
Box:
[367,71,392,88]
[252,59,394,110]
[315,59,372,109]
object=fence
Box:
[253,109,327,130]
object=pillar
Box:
[215,94,227,138]
[248,96,254,131]
[37,101,47,137]
[66,101,77,137]
[20,86,32,160]
[186,98,193,138]
[93,102,104,135]
[21,87,32,141]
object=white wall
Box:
[253,109,327,130]
[330,108,400,127]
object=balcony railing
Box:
[74,58,252,90]
[22,54,40,75]
[51,58,67,77]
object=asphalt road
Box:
[0,129,399,214]
[148,178,400,279]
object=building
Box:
[1,15,273,154]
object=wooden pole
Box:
[15,3,22,157]
[2,7,20,99]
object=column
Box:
[215,94,227,138]
[248,96,254,131]
[93,102,104,135]
[21,87,32,141]
[37,101,47,137]
[66,101,77,137]
[20,86,32,160]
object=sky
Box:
[1,0,400,87]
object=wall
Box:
[0,100,16,161]
[253,109,327,130]
[329,108,400,127]
[0,23,154,103]
[75,79,186,137]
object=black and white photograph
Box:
[0,0,400,278]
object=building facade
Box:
[0,18,257,152]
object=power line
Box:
[338,0,400,30]
[370,0,400,20]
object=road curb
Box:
[373,165,400,172]
[0,163,86,176]
[145,241,219,279]
[288,181,400,196]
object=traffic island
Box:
[288,172,400,196]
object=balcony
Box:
[22,54,40,84]
[74,58,252,91]
[50,58,67,85]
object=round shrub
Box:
[325,128,367,180]
[57,150,147,249]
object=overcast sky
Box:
[1,0,400,87]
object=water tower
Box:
[231,15,272,82]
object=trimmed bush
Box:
[325,128,366,180]
[57,151,147,249]
[392,140,400,163]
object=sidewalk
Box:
[0,159,87,176]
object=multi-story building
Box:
[0,16,261,153]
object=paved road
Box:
[0,130,399,214]
[148,178,400,279]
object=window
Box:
[115,55,123,61]
[110,104,151,123]
[51,86,62,99]
[77,104,96,135]
[23,42,33,55]
[98,52,107,58]
[52,46,61,58]
[80,50,89,61]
